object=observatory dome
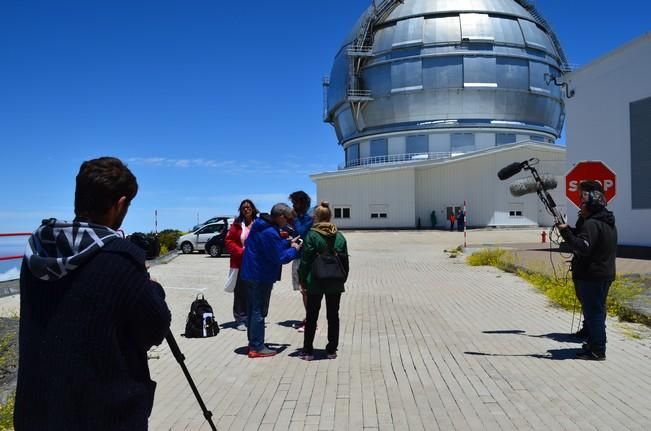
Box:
[325,0,569,168]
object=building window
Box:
[530,135,545,142]
[370,138,388,160]
[334,207,351,219]
[451,133,475,151]
[509,203,524,218]
[406,135,428,155]
[346,144,359,167]
[496,133,517,146]
[631,96,651,209]
[370,205,388,219]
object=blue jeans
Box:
[243,279,273,351]
[575,279,611,353]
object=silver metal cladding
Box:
[325,0,568,163]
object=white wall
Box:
[414,146,565,227]
[566,34,651,246]
[315,168,416,228]
[313,144,566,229]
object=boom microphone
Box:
[509,175,558,197]
[498,160,530,180]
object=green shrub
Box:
[155,229,183,252]
[466,248,515,272]
[0,391,14,430]
[467,248,644,321]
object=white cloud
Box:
[0,267,19,282]
[127,157,332,176]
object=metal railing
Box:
[0,232,30,262]
[339,151,452,169]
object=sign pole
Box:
[463,200,467,248]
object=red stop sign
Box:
[565,161,616,208]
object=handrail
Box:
[0,232,30,262]
[339,151,452,169]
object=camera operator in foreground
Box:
[15,157,172,430]
[556,180,617,361]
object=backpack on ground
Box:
[311,235,348,287]
[184,294,220,338]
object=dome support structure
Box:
[346,0,404,130]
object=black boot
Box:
[572,326,589,339]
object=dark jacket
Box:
[298,222,349,295]
[559,208,617,281]
[15,220,171,431]
[240,215,297,284]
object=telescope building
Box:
[313,0,568,228]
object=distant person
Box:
[225,199,259,331]
[457,209,465,232]
[557,180,617,361]
[449,212,456,231]
[240,203,302,358]
[288,191,313,332]
[15,157,172,430]
[298,201,349,361]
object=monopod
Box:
[166,332,217,431]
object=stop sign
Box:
[565,161,616,208]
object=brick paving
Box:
[146,230,651,430]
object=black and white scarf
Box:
[25,218,122,281]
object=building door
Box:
[446,206,462,220]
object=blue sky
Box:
[1,0,649,236]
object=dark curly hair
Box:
[289,191,311,213]
[75,157,138,219]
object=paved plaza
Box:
[143,230,651,430]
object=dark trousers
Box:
[575,279,611,354]
[233,273,247,323]
[303,292,341,355]
[244,279,273,351]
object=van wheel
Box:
[181,242,193,254]
[208,244,222,257]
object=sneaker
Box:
[293,319,306,329]
[299,351,314,361]
[297,323,317,333]
[248,347,277,358]
[327,352,337,360]
[235,322,247,331]
[575,350,606,361]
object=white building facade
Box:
[565,33,651,246]
[312,142,566,229]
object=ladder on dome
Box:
[513,0,571,72]
[346,0,404,126]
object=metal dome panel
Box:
[326,0,568,167]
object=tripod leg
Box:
[166,332,218,431]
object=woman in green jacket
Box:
[298,201,349,361]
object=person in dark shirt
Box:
[557,180,617,361]
[15,157,172,430]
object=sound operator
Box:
[556,180,617,361]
